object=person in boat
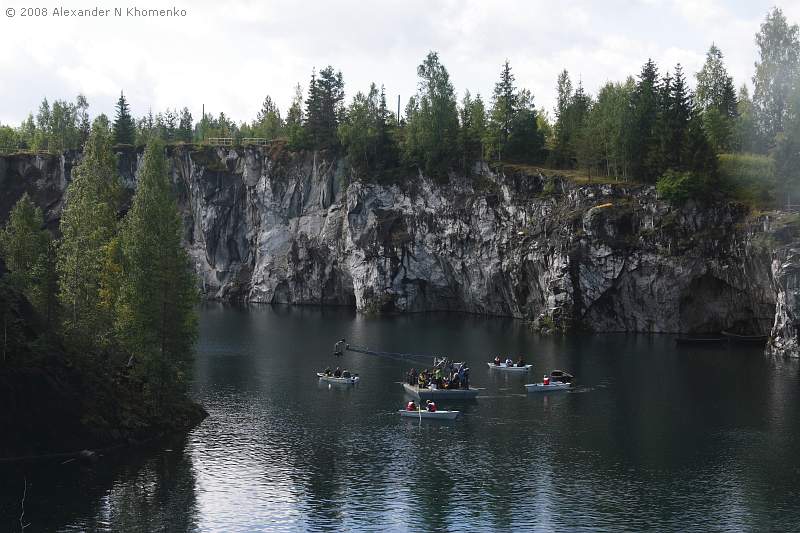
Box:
[334,367,342,378]
[324,366,332,376]
[457,365,465,389]
[342,370,351,378]
[516,356,525,367]
[426,400,437,412]
[334,339,345,356]
[406,401,417,411]
[505,356,513,366]
[463,365,470,388]
[494,355,501,366]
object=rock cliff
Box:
[0,144,796,354]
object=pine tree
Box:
[630,59,661,181]
[305,66,345,149]
[57,118,121,351]
[112,92,136,145]
[254,96,283,139]
[177,107,193,142]
[487,60,518,160]
[76,94,90,148]
[117,139,197,412]
[286,83,306,149]
[0,194,49,298]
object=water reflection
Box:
[3,304,799,532]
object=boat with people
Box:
[487,362,532,372]
[402,383,479,400]
[398,409,460,419]
[525,370,574,393]
[399,401,460,419]
[317,367,359,385]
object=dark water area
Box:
[2,303,800,532]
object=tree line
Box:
[1,7,798,203]
[0,120,197,415]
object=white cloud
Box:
[0,0,788,125]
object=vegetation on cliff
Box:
[0,125,204,458]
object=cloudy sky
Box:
[0,0,797,126]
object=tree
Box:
[753,7,800,147]
[0,194,49,300]
[76,94,90,148]
[57,118,121,351]
[505,89,544,163]
[459,90,487,170]
[629,59,661,181]
[177,107,193,142]
[117,139,197,412]
[402,51,461,177]
[773,85,800,206]
[552,70,574,166]
[253,95,283,139]
[285,83,305,148]
[112,92,136,145]
[735,85,760,152]
[487,60,518,160]
[305,66,345,149]
[696,45,738,152]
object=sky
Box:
[0,0,797,126]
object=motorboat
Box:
[487,362,532,372]
[398,409,460,420]
[402,383,480,400]
[317,372,359,385]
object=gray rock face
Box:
[766,218,800,357]
[0,145,796,354]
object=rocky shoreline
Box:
[1,144,796,356]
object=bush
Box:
[656,170,707,204]
[718,153,775,207]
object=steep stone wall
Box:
[0,145,795,352]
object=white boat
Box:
[487,362,532,372]
[402,383,480,400]
[525,381,571,392]
[317,372,359,384]
[398,409,460,420]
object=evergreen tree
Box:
[734,85,760,152]
[177,107,193,142]
[57,117,121,351]
[253,95,283,139]
[487,60,518,160]
[402,51,461,177]
[112,92,136,145]
[630,59,661,181]
[117,139,197,412]
[0,194,49,297]
[505,89,544,163]
[305,66,345,149]
[459,90,487,170]
[286,83,306,148]
[753,7,800,147]
[552,70,574,166]
[696,45,738,152]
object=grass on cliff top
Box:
[499,163,639,186]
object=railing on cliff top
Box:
[206,137,271,147]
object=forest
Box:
[0,6,798,208]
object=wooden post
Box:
[397,95,400,125]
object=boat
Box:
[487,362,532,372]
[676,336,727,345]
[525,381,572,392]
[402,383,480,400]
[317,372,359,384]
[398,409,460,420]
[721,330,768,344]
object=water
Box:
[2,304,800,532]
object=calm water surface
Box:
[2,304,800,532]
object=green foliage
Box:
[112,92,136,145]
[251,96,283,140]
[304,66,345,149]
[339,83,396,173]
[656,170,707,204]
[718,153,775,206]
[753,7,800,146]
[57,119,121,351]
[116,139,198,411]
[459,91,487,172]
[402,51,460,178]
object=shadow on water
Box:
[7,303,800,532]
[0,433,198,532]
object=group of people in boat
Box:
[406,362,470,390]
[406,400,437,412]
[493,355,527,367]
[323,367,353,378]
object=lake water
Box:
[2,304,800,532]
